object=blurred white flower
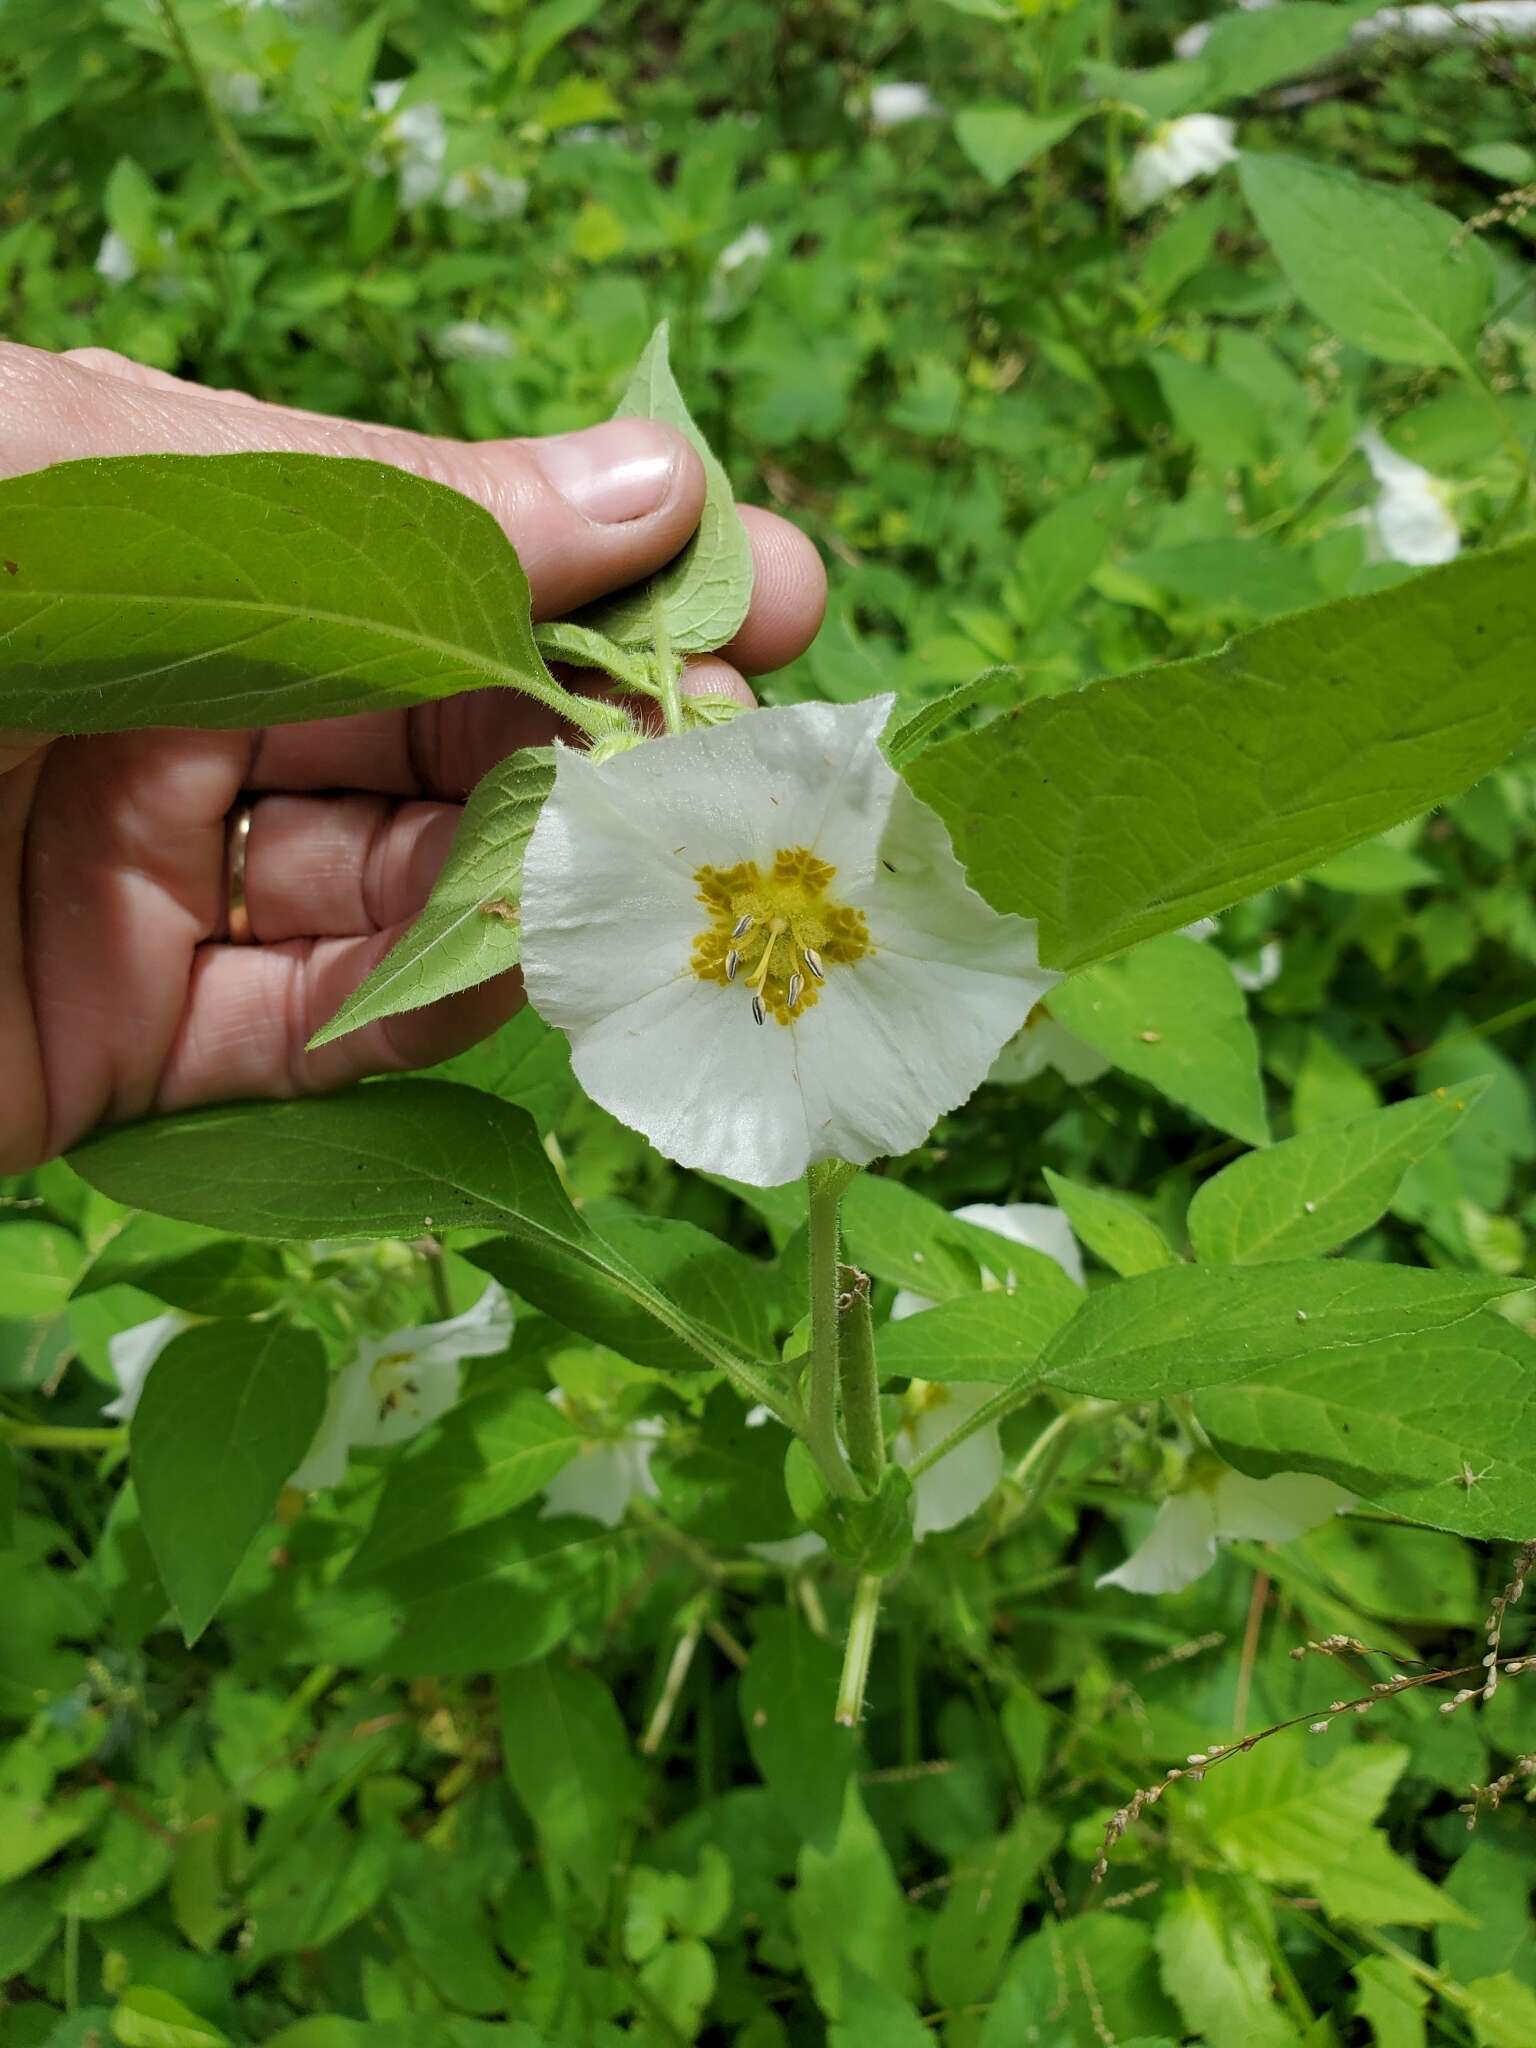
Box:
[893,1382,1004,1538]
[1230,939,1283,992]
[871,82,941,129]
[705,224,772,321]
[539,1409,664,1526]
[520,697,1057,1186]
[892,1201,1084,1321]
[371,79,448,206]
[442,167,530,220]
[214,70,267,117]
[1359,428,1461,568]
[104,1311,192,1421]
[989,1009,1113,1088]
[750,1531,828,1568]
[437,320,515,361]
[95,232,137,285]
[1356,2,1536,46]
[1123,114,1238,214]
[1099,1459,1353,1594]
[288,1282,513,1491]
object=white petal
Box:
[889,1286,933,1321]
[870,82,940,128]
[1124,114,1237,213]
[540,1434,660,1527]
[719,224,771,271]
[103,1311,190,1421]
[383,1280,514,1374]
[989,1013,1112,1087]
[1097,1491,1220,1594]
[1212,1466,1354,1543]
[896,1385,1004,1538]
[437,320,514,360]
[95,231,137,285]
[952,1202,1085,1288]
[1230,940,1283,993]
[442,167,529,219]
[288,1363,374,1492]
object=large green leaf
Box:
[1040,1262,1521,1401]
[953,104,1087,188]
[740,1608,855,1851]
[0,454,551,734]
[1041,1171,1175,1277]
[840,1174,1083,1306]
[68,1083,778,1396]
[312,750,554,1047]
[1198,4,1374,103]
[1048,935,1269,1145]
[875,1291,1079,1386]
[1188,1084,1487,1264]
[1238,152,1492,369]
[1197,1316,1536,1539]
[130,1320,327,1644]
[907,539,1536,968]
[576,322,753,655]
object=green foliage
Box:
[4,0,1536,2039]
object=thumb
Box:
[0,342,708,620]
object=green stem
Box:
[835,1574,884,1726]
[994,1399,1109,1534]
[836,1266,885,1488]
[652,588,684,736]
[805,1165,862,1500]
[156,0,265,195]
[0,1422,125,1451]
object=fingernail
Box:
[534,418,682,524]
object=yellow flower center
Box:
[690,846,871,1026]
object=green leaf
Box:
[110,1986,228,2048]
[69,1083,771,1394]
[926,1813,1060,2009]
[577,321,754,654]
[0,1450,13,1552]
[1187,1084,1488,1264]
[499,1660,644,1908]
[0,1220,84,1317]
[792,1781,915,2019]
[130,1320,327,1644]
[0,454,555,735]
[312,749,554,1047]
[1042,1171,1175,1278]
[73,1213,288,1316]
[1040,1263,1520,1402]
[1049,935,1269,1144]
[1154,1883,1302,2048]
[1199,3,1375,103]
[883,666,1018,772]
[841,1173,1083,1310]
[907,539,1536,969]
[1010,466,1139,628]
[953,104,1086,187]
[347,1383,582,1578]
[1199,1739,1406,1883]
[1238,152,1493,369]
[876,1289,1080,1386]
[1196,1315,1536,1539]
[1150,352,1266,473]
[740,1608,855,1850]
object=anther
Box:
[725,950,740,981]
[803,947,825,980]
[788,973,804,1009]
[731,913,753,940]
[751,995,766,1027]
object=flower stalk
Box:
[835,1573,884,1726]
[0,1421,125,1451]
[652,587,684,736]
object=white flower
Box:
[442,167,530,220]
[1123,114,1238,214]
[95,231,138,285]
[1230,940,1283,992]
[288,1282,513,1491]
[103,1311,192,1421]
[1359,429,1460,568]
[870,82,941,129]
[519,697,1057,1187]
[893,1382,1004,1538]
[705,224,772,321]
[214,70,266,117]
[892,1201,1084,1321]
[539,1412,663,1527]
[1098,1459,1354,1594]
[750,1531,827,1568]
[371,80,448,207]
[1356,3,1536,47]
[437,320,515,361]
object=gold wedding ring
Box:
[225,801,255,944]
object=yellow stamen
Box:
[690,846,872,1026]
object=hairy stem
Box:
[157,0,265,195]
[805,1164,863,1500]
[836,1266,885,1488]
[652,588,684,736]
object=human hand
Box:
[0,342,826,1171]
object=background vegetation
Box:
[2,1,1536,2043]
